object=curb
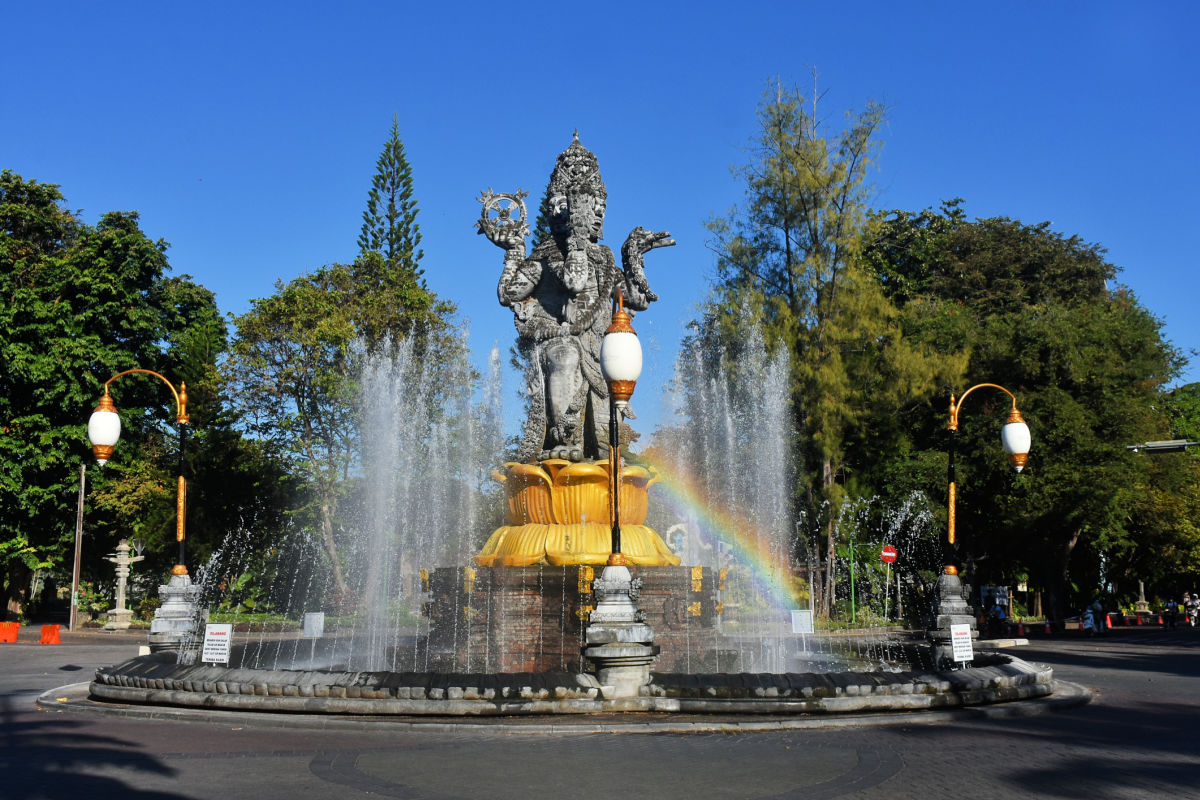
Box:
[37,679,1092,735]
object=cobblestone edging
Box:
[89,652,1053,716]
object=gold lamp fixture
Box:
[599,292,643,566]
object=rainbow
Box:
[638,455,799,611]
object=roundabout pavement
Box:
[4,627,1198,799]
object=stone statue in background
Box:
[478,133,674,462]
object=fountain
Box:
[89,135,1056,717]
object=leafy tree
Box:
[702,82,964,614]
[225,255,454,600]
[865,205,1187,616]
[358,115,424,281]
[0,171,226,615]
[1117,384,1200,594]
[226,267,359,598]
[1166,383,1200,443]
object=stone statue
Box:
[478,134,674,462]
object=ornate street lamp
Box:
[88,369,190,576]
[599,291,642,566]
[945,382,1031,574]
[930,382,1030,666]
[585,290,658,698]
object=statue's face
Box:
[567,191,605,241]
[549,193,569,228]
[590,196,606,239]
[549,188,605,241]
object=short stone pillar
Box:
[149,573,202,655]
[927,570,977,668]
[582,565,659,699]
[102,539,144,631]
[1135,580,1151,615]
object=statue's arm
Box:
[621,226,674,309]
[478,193,536,305]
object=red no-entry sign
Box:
[881,545,898,564]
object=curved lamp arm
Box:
[102,368,188,424]
[945,382,1032,575]
[88,368,190,576]
[949,383,1030,471]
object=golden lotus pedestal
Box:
[474,459,681,567]
[424,459,727,674]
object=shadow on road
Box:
[1020,631,1200,681]
[880,642,1200,799]
[0,691,187,800]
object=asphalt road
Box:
[2,626,1198,800]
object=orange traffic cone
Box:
[1105,613,1114,629]
[1017,622,1026,636]
[39,624,60,645]
[1136,613,1143,625]
[1157,614,1164,625]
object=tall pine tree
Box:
[358,115,424,281]
[705,81,965,614]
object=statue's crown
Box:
[550,132,606,199]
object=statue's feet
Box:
[542,445,585,462]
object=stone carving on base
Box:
[478,133,674,462]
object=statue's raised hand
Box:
[477,189,530,254]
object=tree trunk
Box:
[1048,528,1081,620]
[319,499,349,601]
[4,563,32,621]
[821,458,836,615]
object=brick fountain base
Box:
[423,564,736,674]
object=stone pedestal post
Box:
[582,565,659,699]
[927,570,977,668]
[149,573,202,655]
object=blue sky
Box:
[5,1,1197,435]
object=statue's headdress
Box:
[549,132,607,200]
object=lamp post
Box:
[930,382,1031,666]
[582,291,659,698]
[88,369,200,653]
[88,369,190,576]
[599,291,643,566]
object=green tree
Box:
[865,205,1186,615]
[703,83,964,613]
[225,255,454,600]
[529,180,553,249]
[1116,385,1200,594]
[1166,383,1200,442]
[358,115,424,281]
[0,171,226,614]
